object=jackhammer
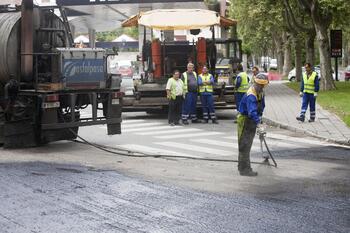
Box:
[258,131,278,167]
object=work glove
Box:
[256,124,266,135]
[314,92,318,98]
[299,92,303,97]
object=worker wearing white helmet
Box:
[236,73,269,176]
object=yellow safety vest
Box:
[246,86,264,114]
[246,86,262,100]
[167,77,184,100]
[236,72,249,93]
[199,73,213,93]
[183,71,197,93]
[303,71,317,94]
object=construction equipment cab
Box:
[121,9,242,113]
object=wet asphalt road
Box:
[0,161,349,233]
[1,111,350,233]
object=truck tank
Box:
[0,9,66,84]
[0,12,21,84]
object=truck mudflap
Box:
[3,119,38,148]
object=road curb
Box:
[263,117,350,146]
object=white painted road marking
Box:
[122,122,164,129]
[124,125,176,133]
[136,128,202,136]
[154,132,223,139]
[155,141,233,156]
[122,119,146,124]
[118,144,200,158]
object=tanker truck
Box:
[0,1,123,148]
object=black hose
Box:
[69,128,275,166]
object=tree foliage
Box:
[230,0,349,90]
[230,0,288,63]
[95,27,138,42]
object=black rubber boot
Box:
[192,119,201,123]
[239,168,258,176]
[296,116,305,122]
[212,119,219,124]
[308,118,315,122]
[203,119,209,124]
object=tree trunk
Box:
[309,2,335,90]
[273,33,284,73]
[282,34,292,77]
[305,31,316,66]
[316,27,336,90]
[294,37,303,82]
[342,36,349,67]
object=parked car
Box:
[288,66,323,81]
[269,59,278,70]
[344,65,350,81]
[288,67,306,82]
[118,65,133,77]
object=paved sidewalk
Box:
[263,81,350,145]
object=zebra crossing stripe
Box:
[154,132,223,139]
[219,134,305,149]
[122,122,164,129]
[155,141,233,156]
[191,138,262,150]
[227,132,326,146]
[191,138,237,148]
[136,128,202,136]
[117,144,201,158]
[266,133,327,146]
[122,119,146,124]
[124,125,175,133]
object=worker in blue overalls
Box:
[234,64,250,109]
[237,73,269,176]
[198,66,218,124]
[181,63,200,124]
[296,63,320,122]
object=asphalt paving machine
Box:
[121,9,242,113]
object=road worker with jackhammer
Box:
[237,73,269,176]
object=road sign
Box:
[330,30,342,58]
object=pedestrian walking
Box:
[234,64,250,109]
[181,63,200,124]
[296,63,320,122]
[237,73,269,176]
[198,66,218,124]
[166,70,184,126]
